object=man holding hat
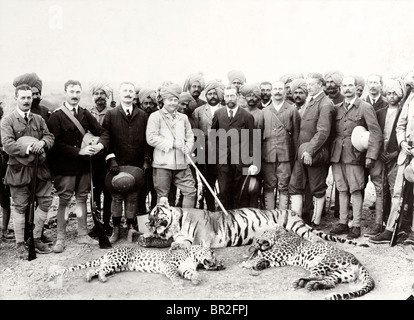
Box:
[87,83,114,237]
[183,72,206,108]
[370,76,414,245]
[329,76,381,239]
[324,70,345,105]
[102,82,151,243]
[288,73,333,227]
[146,83,197,209]
[47,80,110,253]
[1,84,55,257]
[192,80,225,211]
[260,81,300,210]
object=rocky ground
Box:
[1,180,414,301]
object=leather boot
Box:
[2,207,14,240]
[278,193,289,210]
[109,226,121,244]
[290,194,303,217]
[311,195,325,227]
[263,191,275,210]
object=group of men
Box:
[1,68,414,260]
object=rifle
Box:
[89,157,112,249]
[390,141,413,247]
[27,154,39,261]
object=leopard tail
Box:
[325,265,375,300]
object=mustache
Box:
[344,90,351,93]
[124,95,133,99]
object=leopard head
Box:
[250,227,285,253]
[188,242,225,271]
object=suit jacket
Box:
[47,103,109,176]
[396,92,414,165]
[209,106,256,168]
[330,98,382,165]
[192,104,217,137]
[102,105,149,168]
[1,110,54,186]
[376,106,401,154]
[299,92,334,158]
[262,101,300,163]
[364,95,388,111]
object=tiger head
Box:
[146,197,180,238]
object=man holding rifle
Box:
[370,76,414,245]
[1,84,55,258]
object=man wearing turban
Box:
[324,70,345,105]
[261,81,300,211]
[289,79,308,114]
[138,88,158,116]
[183,72,206,108]
[191,80,225,211]
[146,83,196,209]
[280,73,303,104]
[367,78,405,240]
[364,74,388,111]
[288,73,334,229]
[87,82,114,238]
[13,72,51,122]
[355,75,366,98]
[227,70,246,93]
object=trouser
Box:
[53,173,90,240]
[217,164,246,210]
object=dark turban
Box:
[324,70,344,86]
[138,88,157,104]
[280,73,303,85]
[13,72,42,91]
[383,78,406,98]
[90,82,113,98]
[183,72,205,92]
[204,80,225,102]
[289,79,308,95]
[227,70,246,84]
[354,75,365,88]
[159,83,182,100]
[239,83,261,99]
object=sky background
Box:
[1,0,414,91]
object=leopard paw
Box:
[292,278,309,288]
[305,280,322,291]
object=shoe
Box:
[363,224,382,237]
[329,223,349,235]
[88,226,99,239]
[41,233,54,244]
[404,231,414,246]
[109,226,121,244]
[53,240,65,253]
[2,232,15,241]
[310,222,321,230]
[34,238,53,254]
[347,227,361,239]
[369,230,393,244]
[369,203,375,210]
[104,225,113,237]
[78,235,98,245]
[16,242,28,259]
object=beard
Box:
[31,98,40,108]
[226,101,236,108]
[207,97,218,106]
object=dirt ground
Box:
[1,180,414,301]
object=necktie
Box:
[171,113,176,119]
[24,112,28,122]
[229,110,233,120]
[345,101,350,109]
[72,108,77,118]
[372,98,376,105]
[126,108,131,118]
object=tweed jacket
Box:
[298,92,334,158]
[47,103,109,176]
[209,106,256,168]
[396,92,414,165]
[262,101,300,163]
[1,110,54,186]
[102,105,149,168]
[146,107,194,170]
[330,98,382,165]
[192,104,221,137]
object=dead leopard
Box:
[47,243,224,285]
[241,227,375,300]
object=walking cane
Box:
[159,111,229,216]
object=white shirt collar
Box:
[345,96,357,108]
[227,105,238,117]
[369,94,380,104]
[17,108,30,119]
[309,90,324,101]
[64,102,78,112]
[121,103,133,114]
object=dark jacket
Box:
[102,105,150,167]
[47,104,109,176]
[364,95,388,112]
[376,106,402,154]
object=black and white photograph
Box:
[1,0,414,305]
